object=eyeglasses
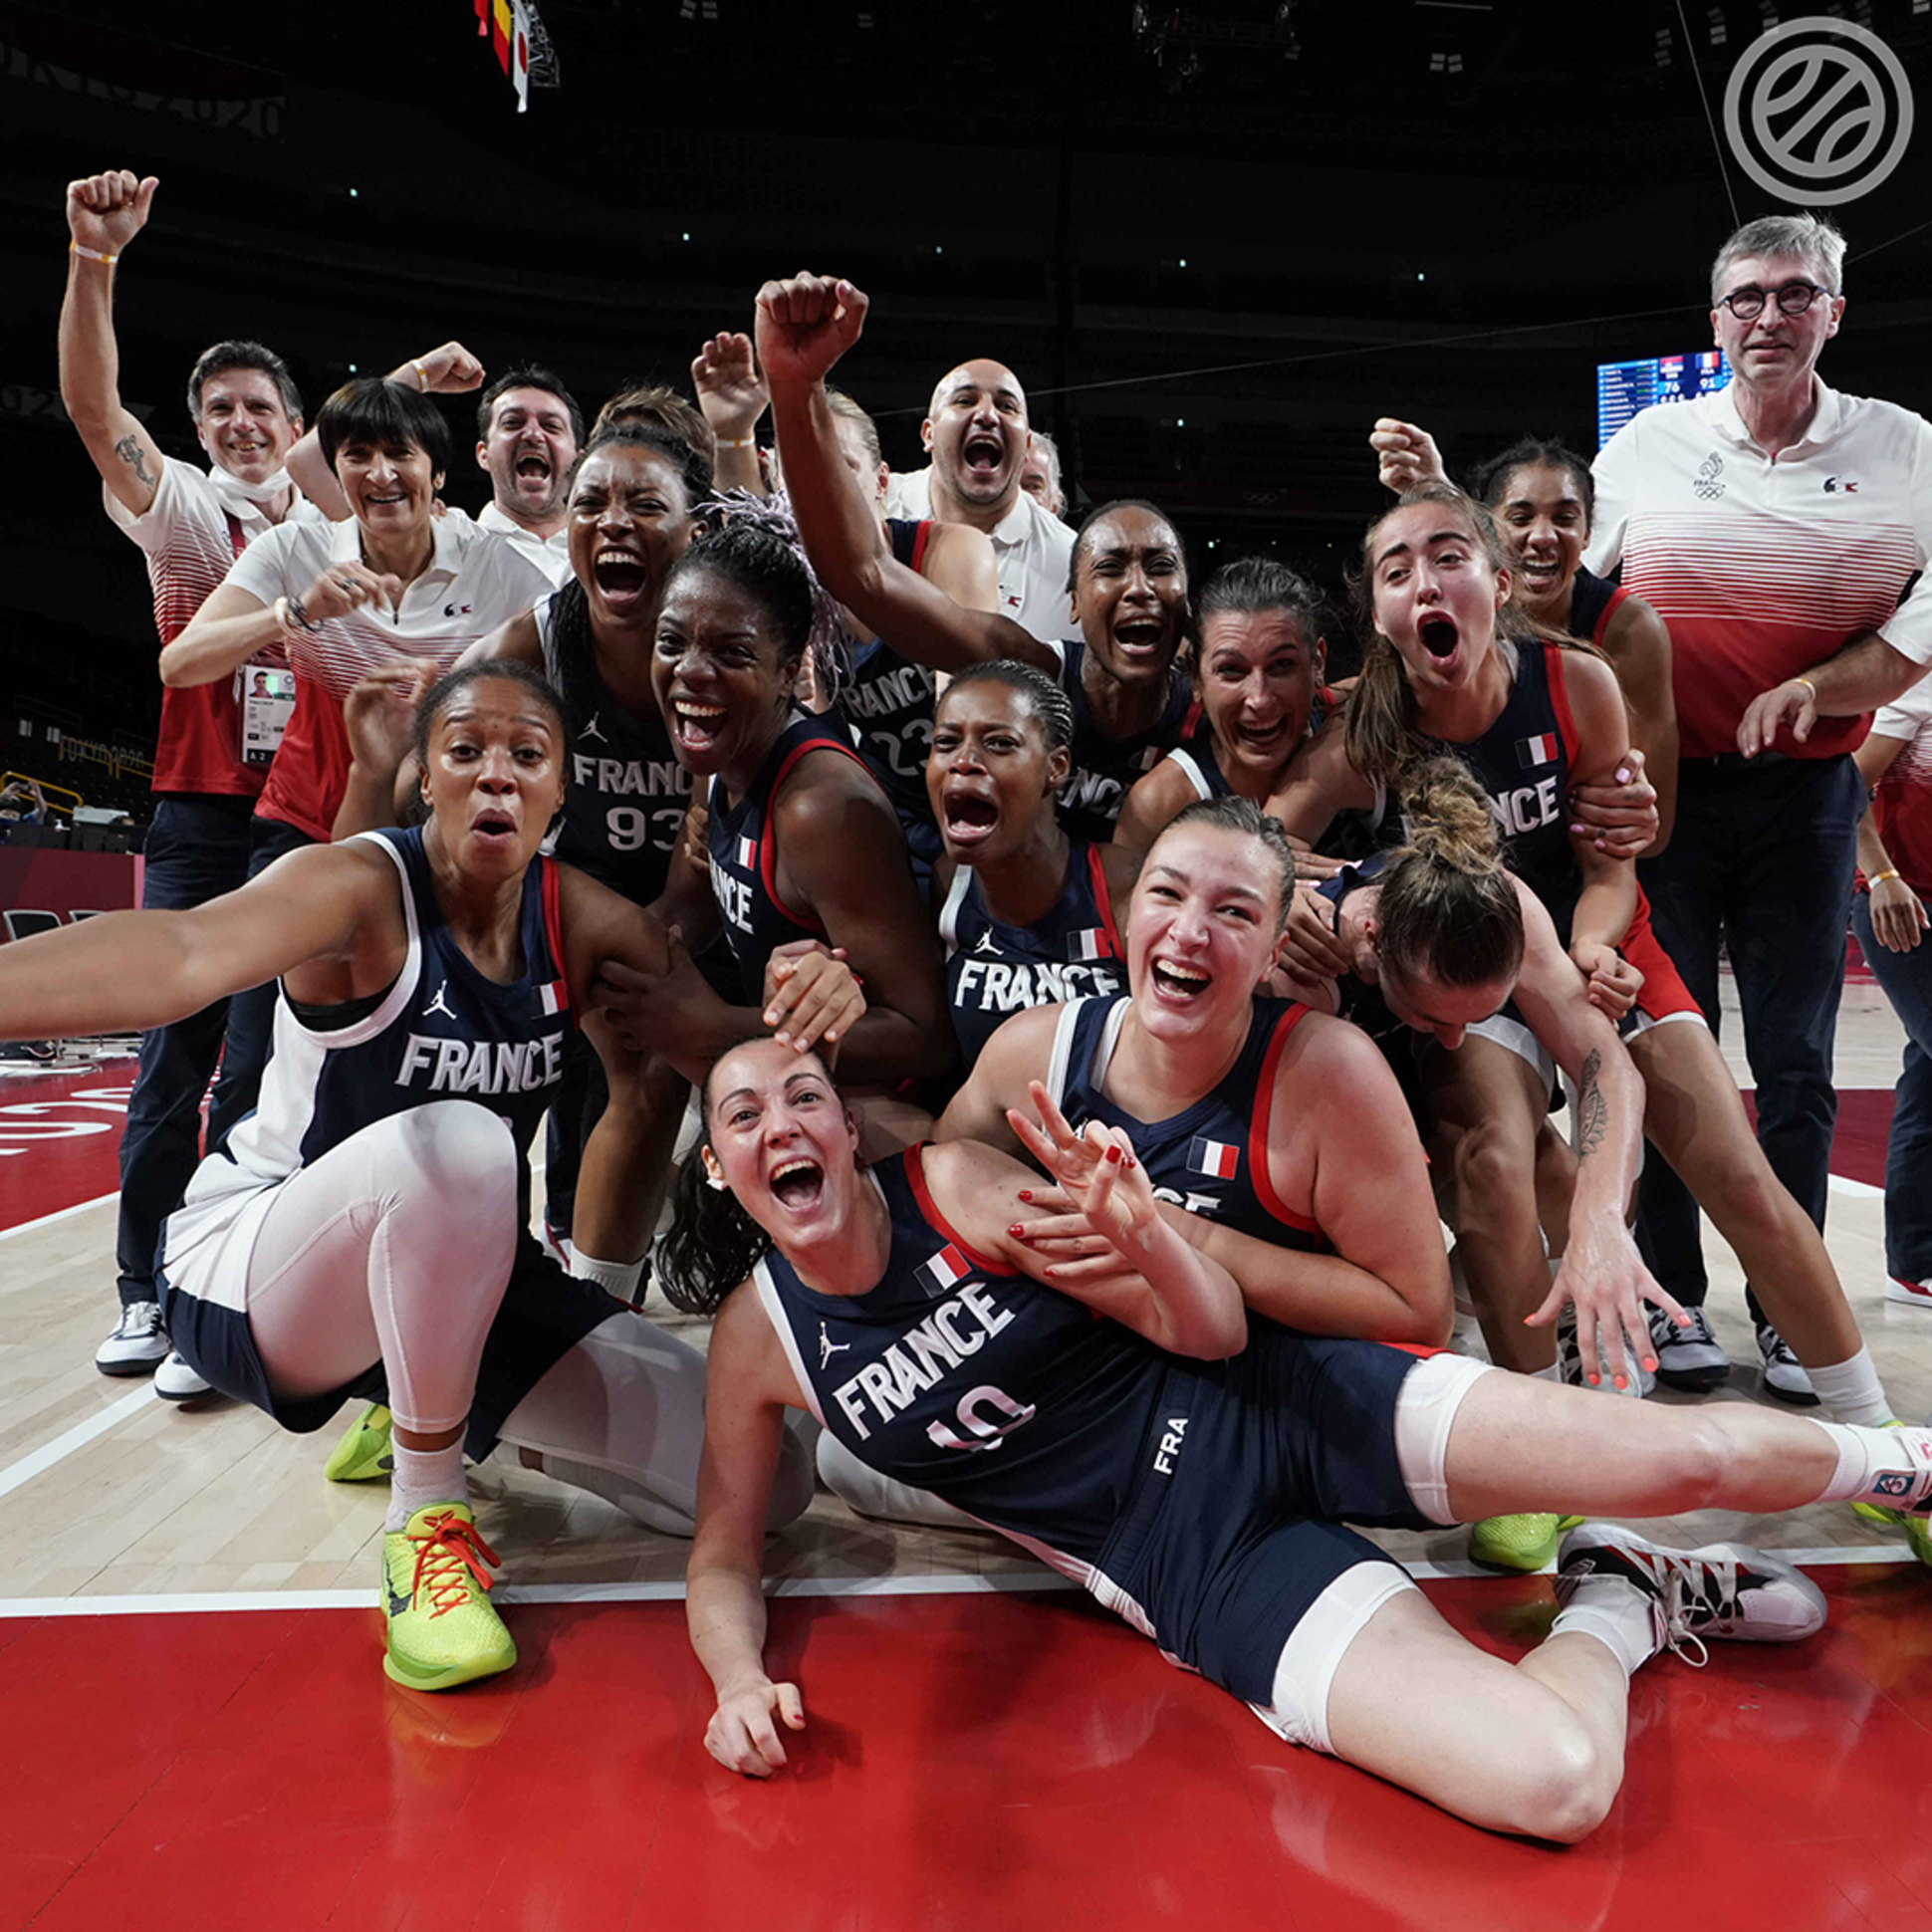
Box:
[1716,281,1835,321]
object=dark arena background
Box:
[3,6,1932,1929]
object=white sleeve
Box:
[1876,416,1932,667]
[1583,425,1636,577]
[1873,664,1932,742]
[221,523,309,606]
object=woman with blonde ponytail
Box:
[1274,494,1910,1573]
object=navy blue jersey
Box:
[1055,637,1196,843]
[1043,994,1323,1248]
[1422,636,1581,936]
[706,708,877,987]
[164,827,572,1264]
[937,843,1127,1066]
[846,519,941,841]
[754,1144,1431,1706]
[1567,566,1628,647]
[755,1145,1164,1573]
[538,590,692,902]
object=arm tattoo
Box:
[1576,1049,1607,1158]
[113,433,155,489]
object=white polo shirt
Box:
[883,468,1074,646]
[223,514,554,840]
[1586,377,1932,759]
[473,500,572,586]
[104,461,327,797]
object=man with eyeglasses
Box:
[1584,212,1932,1412]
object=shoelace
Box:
[408,1512,504,1618]
[118,1304,163,1337]
[1654,1552,1743,1668]
[1657,1306,1717,1347]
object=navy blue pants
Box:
[1634,754,1862,1319]
[116,806,315,1307]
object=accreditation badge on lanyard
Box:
[220,510,295,768]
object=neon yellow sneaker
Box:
[325,1403,394,1483]
[1469,1512,1588,1573]
[1848,1421,1932,1568]
[381,1502,516,1691]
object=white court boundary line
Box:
[0,1189,118,1245]
[0,1543,1921,1619]
[0,1383,155,1503]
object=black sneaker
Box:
[1647,1304,1731,1392]
[1756,1323,1818,1406]
[96,1302,168,1376]
[1555,1523,1827,1665]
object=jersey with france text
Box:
[706,707,877,986]
[161,827,572,1280]
[536,588,692,901]
[938,843,1126,1066]
[1043,994,1323,1247]
[754,1144,1164,1576]
[846,519,941,839]
[1054,637,1196,842]
[1422,635,1581,932]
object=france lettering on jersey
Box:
[938,843,1127,1066]
[162,827,573,1281]
[537,592,691,900]
[753,1145,1165,1590]
[705,708,874,985]
[1053,637,1197,843]
[846,519,940,838]
[1423,636,1579,930]
[1043,994,1323,1246]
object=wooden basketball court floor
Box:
[5,965,1932,1931]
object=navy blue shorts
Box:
[157,1232,621,1462]
[1101,1322,1428,1707]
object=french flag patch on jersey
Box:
[1188,1136,1239,1179]
[1069,926,1109,962]
[1516,731,1559,768]
[915,1243,971,1298]
[736,835,758,869]
[540,977,569,1017]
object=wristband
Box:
[410,359,429,390]
[1869,869,1902,887]
[715,436,757,449]
[70,242,118,266]
[1792,676,1817,698]
[277,595,320,636]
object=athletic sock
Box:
[570,1249,644,1301]
[1804,1346,1892,1427]
[1532,1360,1563,1384]
[1549,1578,1658,1679]
[386,1439,468,1532]
[1810,1419,1932,1510]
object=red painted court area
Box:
[8,1572,1932,1932]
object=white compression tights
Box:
[242,1101,519,1438]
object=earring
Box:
[704,1171,727,1193]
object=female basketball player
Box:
[0,663,853,1692]
[928,660,1140,1069]
[668,1035,1932,1839]
[1267,487,1896,1445]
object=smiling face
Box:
[702,1038,861,1250]
[479,385,580,522]
[334,432,443,543]
[568,444,697,630]
[1712,250,1843,397]
[1197,607,1324,786]
[418,675,566,881]
[1366,500,1510,695]
[194,367,300,486]
[650,565,797,784]
[1127,821,1282,1043]
[923,360,1029,512]
[1072,506,1189,686]
[1489,463,1587,622]
[927,678,1069,864]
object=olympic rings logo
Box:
[1722,17,1915,206]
